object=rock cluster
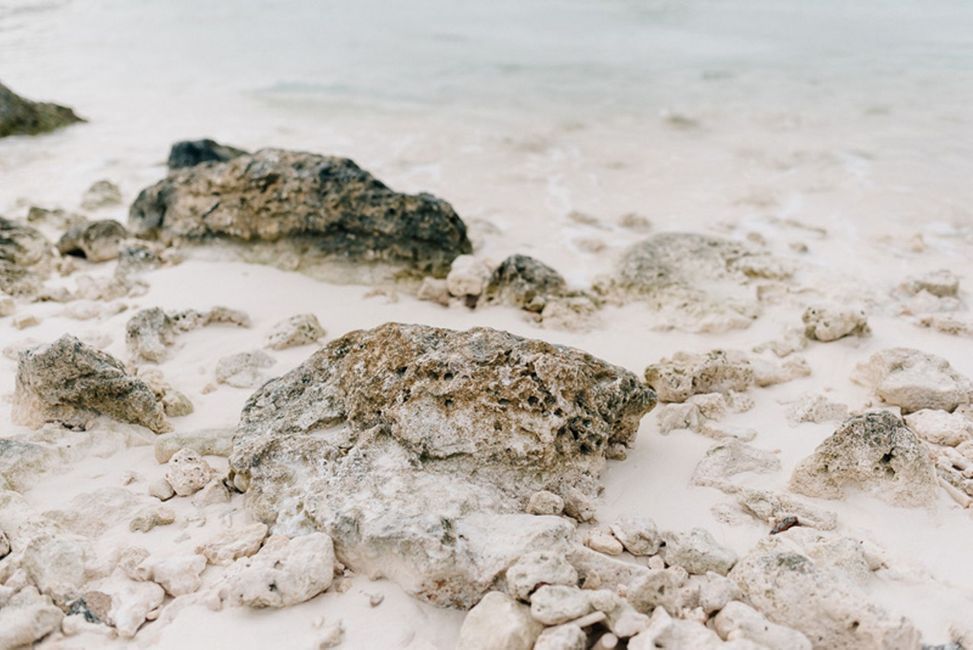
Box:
[126,305,251,362]
[13,335,170,433]
[0,81,82,138]
[229,322,655,607]
[129,148,472,276]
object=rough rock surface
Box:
[80,180,123,211]
[505,551,579,601]
[790,411,938,507]
[802,305,870,341]
[218,533,335,608]
[0,586,64,648]
[1,217,50,296]
[167,138,247,169]
[13,335,170,433]
[196,522,269,565]
[600,233,791,332]
[229,323,655,607]
[853,348,972,413]
[713,601,812,650]
[0,81,82,138]
[265,313,326,350]
[645,350,754,403]
[904,409,973,447]
[661,528,738,576]
[456,591,543,650]
[482,254,567,312]
[214,350,275,388]
[57,219,128,262]
[129,148,472,276]
[446,254,494,299]
[126,306,250,362]
[163,448,214,496]
[729,540,921,649]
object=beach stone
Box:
[196,522,269,566]
[130,148,472,276]
[57,219,128,262]
[266,313,326,350]
[586,528,624,556]
[787,392,849,425]
[80,180,122,211]
[645,350,754,403]
[601,233,790,333]
[802,305,870,342]
[527,490,564,516]
[127,305,251,363]
[0,81,82,138]
[214,350,275,388]
[790,411,939,507]
[734,488,838,531]
[145,555,207,597]
[162,389,194,417]
[534,624,587,650]
[13,335,170,433]
[147,479,175,501]
[853,348,973,413]
[229,323,652,607]
[164,449,213,497]
[529,585,592,625]
[107,579,165,638]
[628,607,729,650]
[0,217,50,296]
[0,296,13,316]
[482,254,567,312]
[729,542,921,650]
[609,517,662,556]
[506,550,579,601]
[219,533,335,608]
[899,269,960,298]
[446,254,493,298]
[714,601,811,649]
[457,591,543,650]
[154,429,234,464]
[167,138,247,169]
[693,572,742,615]
[416,276,451,306]
[128,505,175,533]
[661,528,737,576]
[0,586,64,648]
[904,409,973,447]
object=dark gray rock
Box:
[167,138,247,169]
[0,81,82,138]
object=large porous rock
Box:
[0,81,82,138]
[13,335,170,433]
[598,233,791,333]
[644,350,755,403]
[482,254,567,312]
[229,323,655,607]
[126,305,250,363]
[729,540,921,650]
[129,149,472,276]
[853,348,972,414]
[789,411,938,507]
[57,219,129,262]
[167,138,247,169]
[1,217,51,296]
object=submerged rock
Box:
[229,323,655,607]
[130,148,472,276]
[167,138,247,169]
[790,411,938,507]
[853,348,972,414]
[482,254,567,312]
[0,81,82,138]
[57,219,128,262]
[599,233,790,332]
[13,335,170,433]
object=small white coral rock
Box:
[505,550,578,601]
[586,528,623,556]
[164,448,213,497]
[128,505,176,532]
[416,277,451,306]
[108,579,165,639]
[147,555,207,597]
[609,517,662,556]
[714,601,811,649]
[266,313,326,350]
[529,585,592,625]
[456,591,543,650]
[661,528,737,576]
[446,254,493,298]
[790,411,938,507]
[899,269,960,298]
[214,350,275,388]
[853,348,972,413]
[196,523,269,566]
[644,350,754,403]
[527,490,564,515]
[787,392,849,425]
[219,533,335,608]
[0,587,64,649]
[534,623,587,650]
[904,409,973,447]
[802,305,869,341]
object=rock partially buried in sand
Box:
[130,148,472,276]
[0,217,51,296]
[80,180,122,211]
[789,411,938,507]
[167,138,248,169]
[214,350,275,388]
[0,81,83,138]
[0,586,64,648]
[57,219,128,262]
[13,335,170,433]
[457,591,543,650]
[599,232,791,333]
[482,254,567,312]
[229,323,655,607]
[265,313,326,350]
[802,305,869,342]
[853,348,972,414]
[644,350,754,403]
[126,306,251,363]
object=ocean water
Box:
[2,0,972,283]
